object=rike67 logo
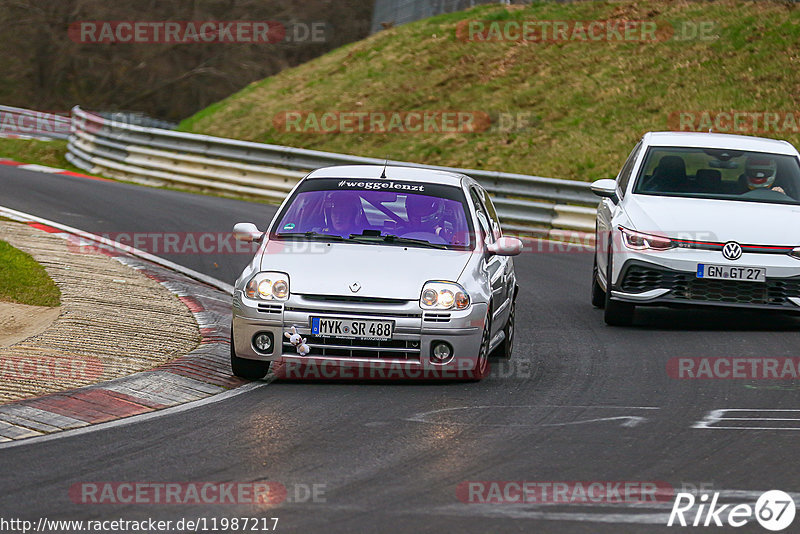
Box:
[668,490,795,531]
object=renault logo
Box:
[349,282,361,293]
[722,242,742,261]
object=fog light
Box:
[252,332,274,354]
[431,341,453,363]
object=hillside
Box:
[180,0,800,181]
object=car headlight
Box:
[420,281,470,310]
[791,247,800,260]
[619,227,674,251]
[245,272,289,301]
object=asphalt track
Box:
[1,165,800,533]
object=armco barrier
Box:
[63,105,597,236]
[0,105,71,140]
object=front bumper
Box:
[611,252,800,311]
[232,291,486,372]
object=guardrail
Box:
[96,111,178,131]
[0,105,71,140]
[65,105,597,237]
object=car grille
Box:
[285,294,422,318]
[257,303,282,314]
[423,312,451,323]
[621,264,800,306]
[283,335,421,362]
[300,294,409,305]
[284,307,421,318]
[621,266,688,294]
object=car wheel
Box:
[591,255,606,309]
[230,325,272,380]
[493,297,515,359]
[603,248,635,326]
[468,312,491,381]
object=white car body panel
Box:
[623,195,800,245]
[258,241,472,300]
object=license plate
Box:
[311,317,394,340]
[697,264,766,282]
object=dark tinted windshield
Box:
[271,178,473,249]
[633,147,800,205]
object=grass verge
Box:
[179,0,800,181]
[0,138,73,169]
[0,238,61,307]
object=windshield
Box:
[270,178,473,249]
[632,146,800,205]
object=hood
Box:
[259,240,472,299]
[625,195,800,246]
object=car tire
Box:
[591,255,606,309]
[468,312,491,381]
[230,326,272,380]
[493,297,515,359]
[603,249,635,326]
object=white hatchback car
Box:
[591,132,800,325]
[231,165,522,380]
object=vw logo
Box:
[722,242,742,261]
[349,282,361,293]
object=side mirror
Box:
[233,222,263,243]
[590,179,620,203]
[486,236,523,257]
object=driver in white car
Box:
[321,193,365,237]
[742,156,785,194]
[404,195,454,241]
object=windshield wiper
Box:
[349,233,447,249]
[278,231,349,242]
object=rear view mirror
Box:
[233,222,263,242]
[487,237,523,257]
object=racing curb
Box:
[0,206,246,443]
[0,157,113,182]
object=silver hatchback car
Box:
[230,165,522,381]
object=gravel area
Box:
[0,221,199,402]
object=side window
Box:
[617,141,642,198]
[469,188,494,243]
[482,191,503,240]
